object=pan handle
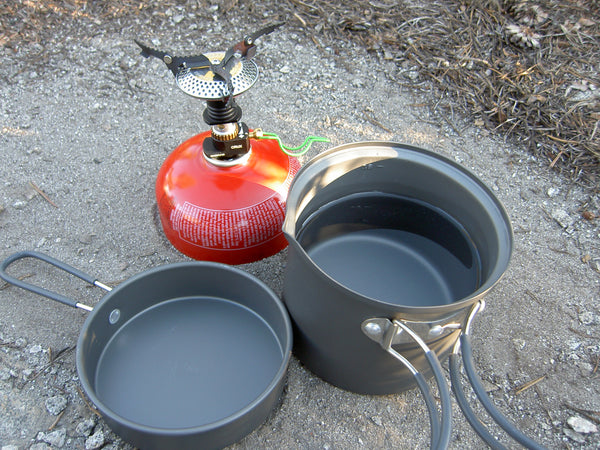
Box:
[0,251,111,311]
[450,301,547,450]
[362,318,452,450]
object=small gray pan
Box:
[0,251,292,450]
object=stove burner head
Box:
[135,22,282,104]
[175,52,259,99]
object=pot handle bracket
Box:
[450,301,547,450]
[362,318,452,450]
[0,251,112,311]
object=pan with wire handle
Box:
[0,251,292,450]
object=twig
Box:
[524,289,543,306]
[29,181,58,208]
[362,108,393,133]
[48,410,65,431]
[568,326,600,340]
[588,354,600,379]
[25,346,76,385]
[514,375,546,395]
[533,384,554,423]
[294,12,307,27]
[0,273,33,290]
[76,385,101,417]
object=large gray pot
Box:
[282,142,512,394]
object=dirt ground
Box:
[1,1,599,449]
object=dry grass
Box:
[1,0,598,186]
[287,0,600,186]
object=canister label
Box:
[170,198,285,250]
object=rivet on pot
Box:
[364,321,382,337]
[428,323,461,337]
[109,309,121,325]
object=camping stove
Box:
[136,23,301,264]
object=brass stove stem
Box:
[212,123,239,141]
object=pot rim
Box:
[283,141,513,314]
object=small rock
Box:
[29,445,50,450]
[45,395,68,415]
[563,427,586,444]
[119,57,136,71]
[29,344,43,353]
[352,79,365,88]
[577,361,594,375]
[513,338,526,350]
[405,70,419,80]
[2,444,19,450]
[371,415,383,426]
[20,114,32,128]
[173,14,185,24]
[579,311,598,325]
[0,368,12,381]
[85,430,106,450]
[78,233,96,244]
[546,187,560,197]
[12,200,27,210]
[551,208,575,229]
[76,418,96,437]
[567,415,598,434]
[37,428,67,447]
[279,65,291,74]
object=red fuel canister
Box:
[156,130,301,264]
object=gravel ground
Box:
[1,4,599,450]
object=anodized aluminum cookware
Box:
[0,251,291,450]
[282,142,544,449]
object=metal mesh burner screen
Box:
[176,52,259,99]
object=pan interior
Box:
[298,192,482,306]
[94,296,284,429]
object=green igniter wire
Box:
[251,129,330,157]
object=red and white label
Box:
[170,198,285,250]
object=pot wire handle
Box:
[379,322,441,449]
[363,318,451,450]
[0,251,110,311]
[394,320,453,450]
[449,353,505,450]
[451,301,547,450]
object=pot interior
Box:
[297,192,481,306]
[94,296,283,428]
